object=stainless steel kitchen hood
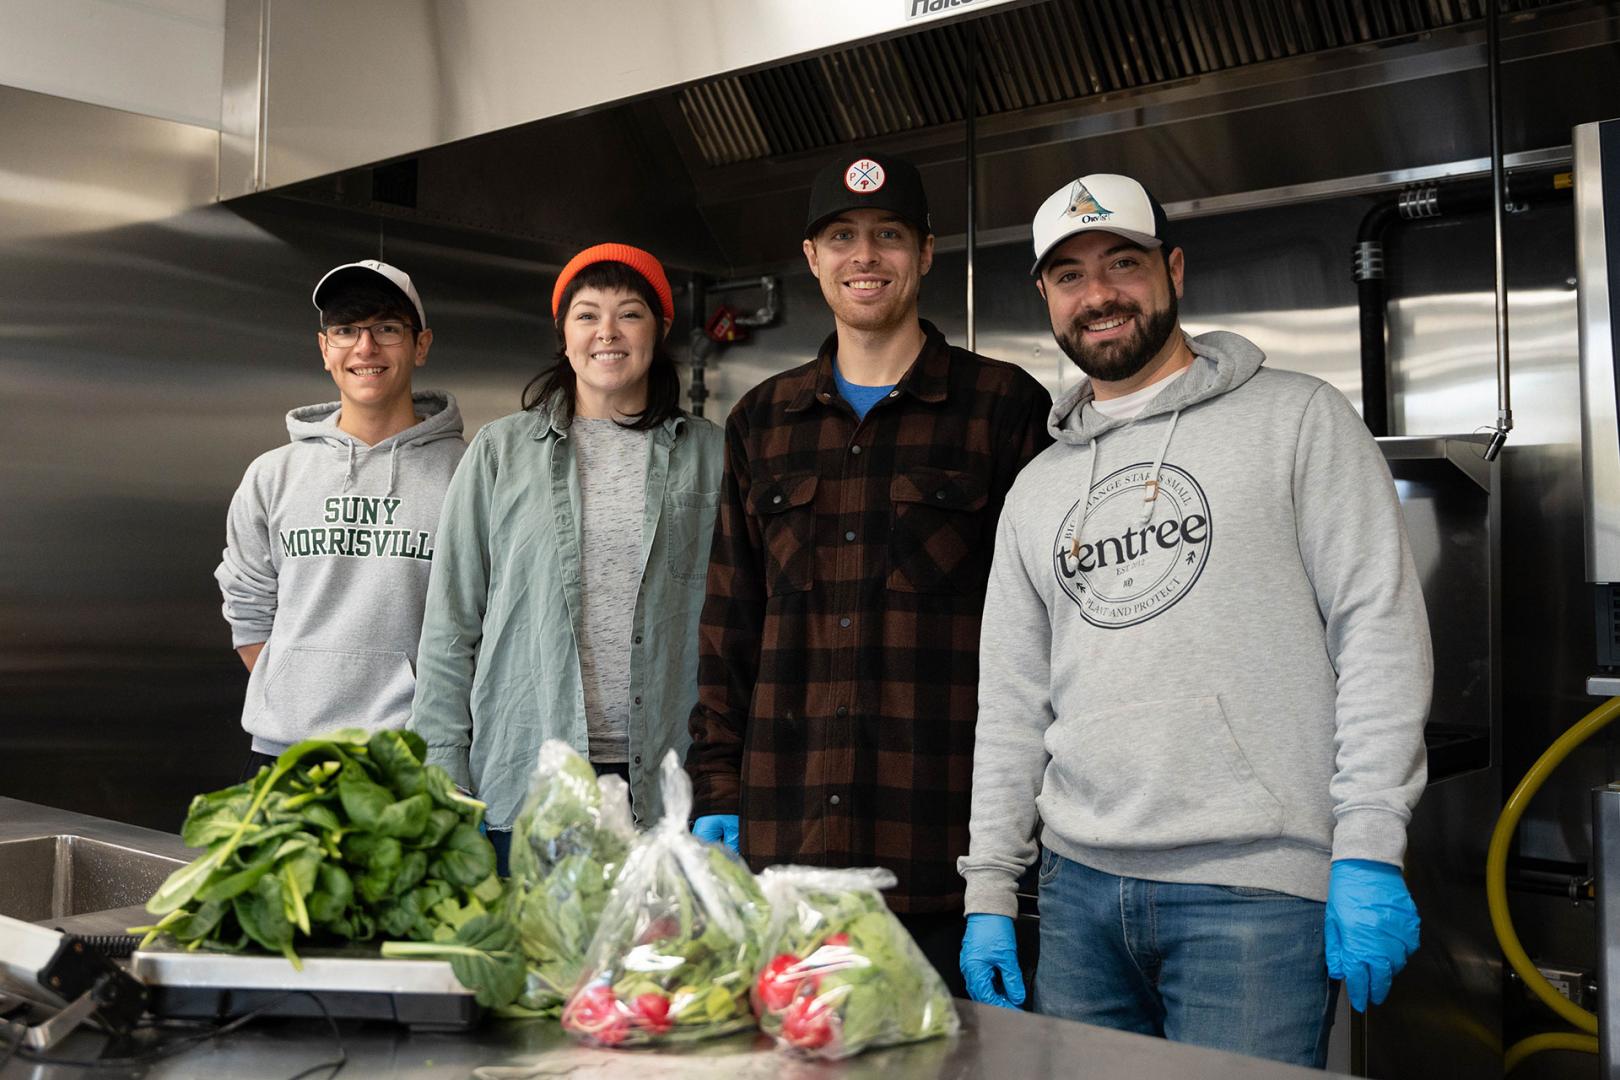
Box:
[256,1,1620,275]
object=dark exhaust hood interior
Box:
[269,0,1620,275]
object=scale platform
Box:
[129,944,482,1031]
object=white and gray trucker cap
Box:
[312,260,427,329]
[1029,173,1171,275]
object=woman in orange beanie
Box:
[409,244,724,873]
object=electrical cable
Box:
[1503,1031,1599,1073]
[0,1020,23,1071]
[13,990,297,1069]
[1486,695,1620,1072]
[282,991,347,1080]
[1486,696,1617,1034]
[11,990,347,1077]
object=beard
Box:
[1055,289,1180,383]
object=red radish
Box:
[781,994,834,1050]
[563,983,629,1046]
[756,953,803,1013]
[632,992,672,1034]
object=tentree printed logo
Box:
[1052,462,1211,629]
[844,158,886,193]
[1063,180,1113,226]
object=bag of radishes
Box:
[753,866,959,1059]
[559,752,769,1047]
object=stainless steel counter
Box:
[0,797,192,859]
[0,800,1349,1079]
[13,1001,1345,1079]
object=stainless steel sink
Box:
[0,835,185,922]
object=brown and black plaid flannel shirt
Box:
[686,319,1053,912]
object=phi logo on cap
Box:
[844,158,886,193]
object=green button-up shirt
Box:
[409,398,723,828]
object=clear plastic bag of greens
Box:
[560,751,768,1047]
[504,740,636,1015]
[753,865,959,1059]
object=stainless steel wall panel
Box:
[0,87,218,243]
[1576,119,1620,583]
[0,90,580,832]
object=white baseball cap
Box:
[1030,173,1171,275]
[312,260,427,329]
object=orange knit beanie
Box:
[551,243,674,322]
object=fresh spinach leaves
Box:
[135,729,504,988]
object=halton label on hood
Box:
[1052,461,1211,629]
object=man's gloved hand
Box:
[691,814,740,853]
[960,913,1026,1010]
[1325,859,1421,1012]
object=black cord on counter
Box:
[282,992,346,1080]
[13,991,294,1069]
[0,1022,23,1071]
[9,989,346,1077]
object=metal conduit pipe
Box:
[1485,0,1513,461]
[965,26,978,353]
[1352,169,1567,437]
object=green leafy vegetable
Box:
[135,728,504,989]
[753,866,959,1059]
[381,912,526,1009]
[561,751,769,1046]
[501,741,636,1016]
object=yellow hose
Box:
[1504,1032,1600,1073]
[1485,695,1620,1038]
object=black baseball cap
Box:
[804,153,932,239]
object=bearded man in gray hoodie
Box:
[957,174,1430,1069]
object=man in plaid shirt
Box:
[685,152,1052,990]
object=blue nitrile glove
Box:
[692,814,740,853]
[1325,859,1421,1012]
[960,913,1025,1010]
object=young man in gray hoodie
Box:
[957,174,1430,1068]
[216,261,465,776]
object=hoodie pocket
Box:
[263,647,415,742]
[1041,695,1285,850]
[663,489,720,587]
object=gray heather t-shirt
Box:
[571,417,650,763]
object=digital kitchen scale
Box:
[129,944,482,1031]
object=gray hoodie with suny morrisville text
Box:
[958,331,1431,915]
[215,391,465,755]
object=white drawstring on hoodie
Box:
[1070,406,1183,559]
[386,444,400,497]
[339,436,405,496]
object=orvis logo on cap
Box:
[844,159,886,193]
[1052,461,1211,629]
[1063,180,1114,224]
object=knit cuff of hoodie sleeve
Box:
[229,626,272,649]
[960,868,1021,919]
[1331,807,1410,868]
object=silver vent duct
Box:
[679,0,1573,167]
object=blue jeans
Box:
[1035,850,1336,1069]
[487,828,512,878]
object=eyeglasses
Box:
[322,321,410,347]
